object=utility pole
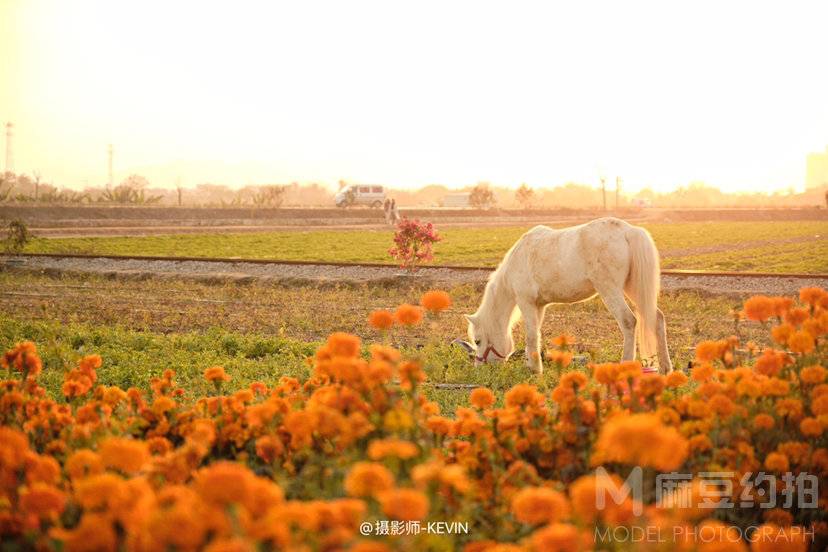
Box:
[33,171,41,201]
[601,177,607,211]
[4,123,13,174]
[107,144,114,189]
[615,176,621,210]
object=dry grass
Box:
[0,270,776,412]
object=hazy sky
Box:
[2,0,827,192]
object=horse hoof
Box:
[527,363,543,376]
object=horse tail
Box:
[626,226,660,364]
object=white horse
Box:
[463,217,672,374]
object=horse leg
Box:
[596,287,637,362]
[656,308,673,373]
[518,301,544,375]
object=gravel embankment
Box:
[4,256,826,295]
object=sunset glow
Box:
[2,0,827,192]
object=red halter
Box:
[476,344,506,363]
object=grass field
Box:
[25,220,828,272]
[0,270,774,412]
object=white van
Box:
[335,185,386,208]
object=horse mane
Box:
[475,238,522,334]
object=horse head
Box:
[463,313,513,365]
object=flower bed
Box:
[1,289,826,551]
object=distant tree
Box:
[469,182,496,209]
[515,183,535,209]
[99,174,162,204]
[251,185,287,208]
[0,173,14,202]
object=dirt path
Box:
[5,255,825,295]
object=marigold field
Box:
[1,288,827,551]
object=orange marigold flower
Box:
[764,452,790,472]
[801,365,827,385]
[204,366,230,383]
[283,410,314,449]
[750,523,808,552]
[328,332,361,357]
[394,304,423,326]
[378,488,429,521]
[547,350,573,368]
[771,323,794,345]
[78,354,102,373]
[691,363,715,382]
[568,476,598,523]
[799,287,827,307]
[2,341,42,377]
[787,330,815,354]
[152,395,176,417]
[753,414,775,431]
[813,394,828,416]
[426,415,453,436]
[367,438,419,461]
[754,349,787,377]
[510,486,570,525]
[763,508,794,527]
[591,363,619,385]
[368,310,395,330]
[695,340,723,363]
[420,290,452,313]
[255,435,285,463]
[344,462,395,498]
[784,307,810,327]
[194,461,254,505]
[530,523,582,552]
[708,394,736,417]
[743,295,775,322]
[772,297,794,317]
[665,371,688,388]
[398,360,425,390]
[617,361,642,380]
[370,344,401,363]
[559,371,588,391]
[470,387,496,409]
[146,436,172,455]
[551,333,576,348]
[65,449,104,480]
[19,483,67,519]
[49,513,117,552]
[504,384,543,408]
[74,473,127,510]
[594,412,688,471]
[26,454,61,485]
[689,434,713,453]
[777,441,811,465]
[799,417,823,437]
[99,437,150,474]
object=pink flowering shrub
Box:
[388,218,441,270]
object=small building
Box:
[441,192,471,208]
[806,146,828,189]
